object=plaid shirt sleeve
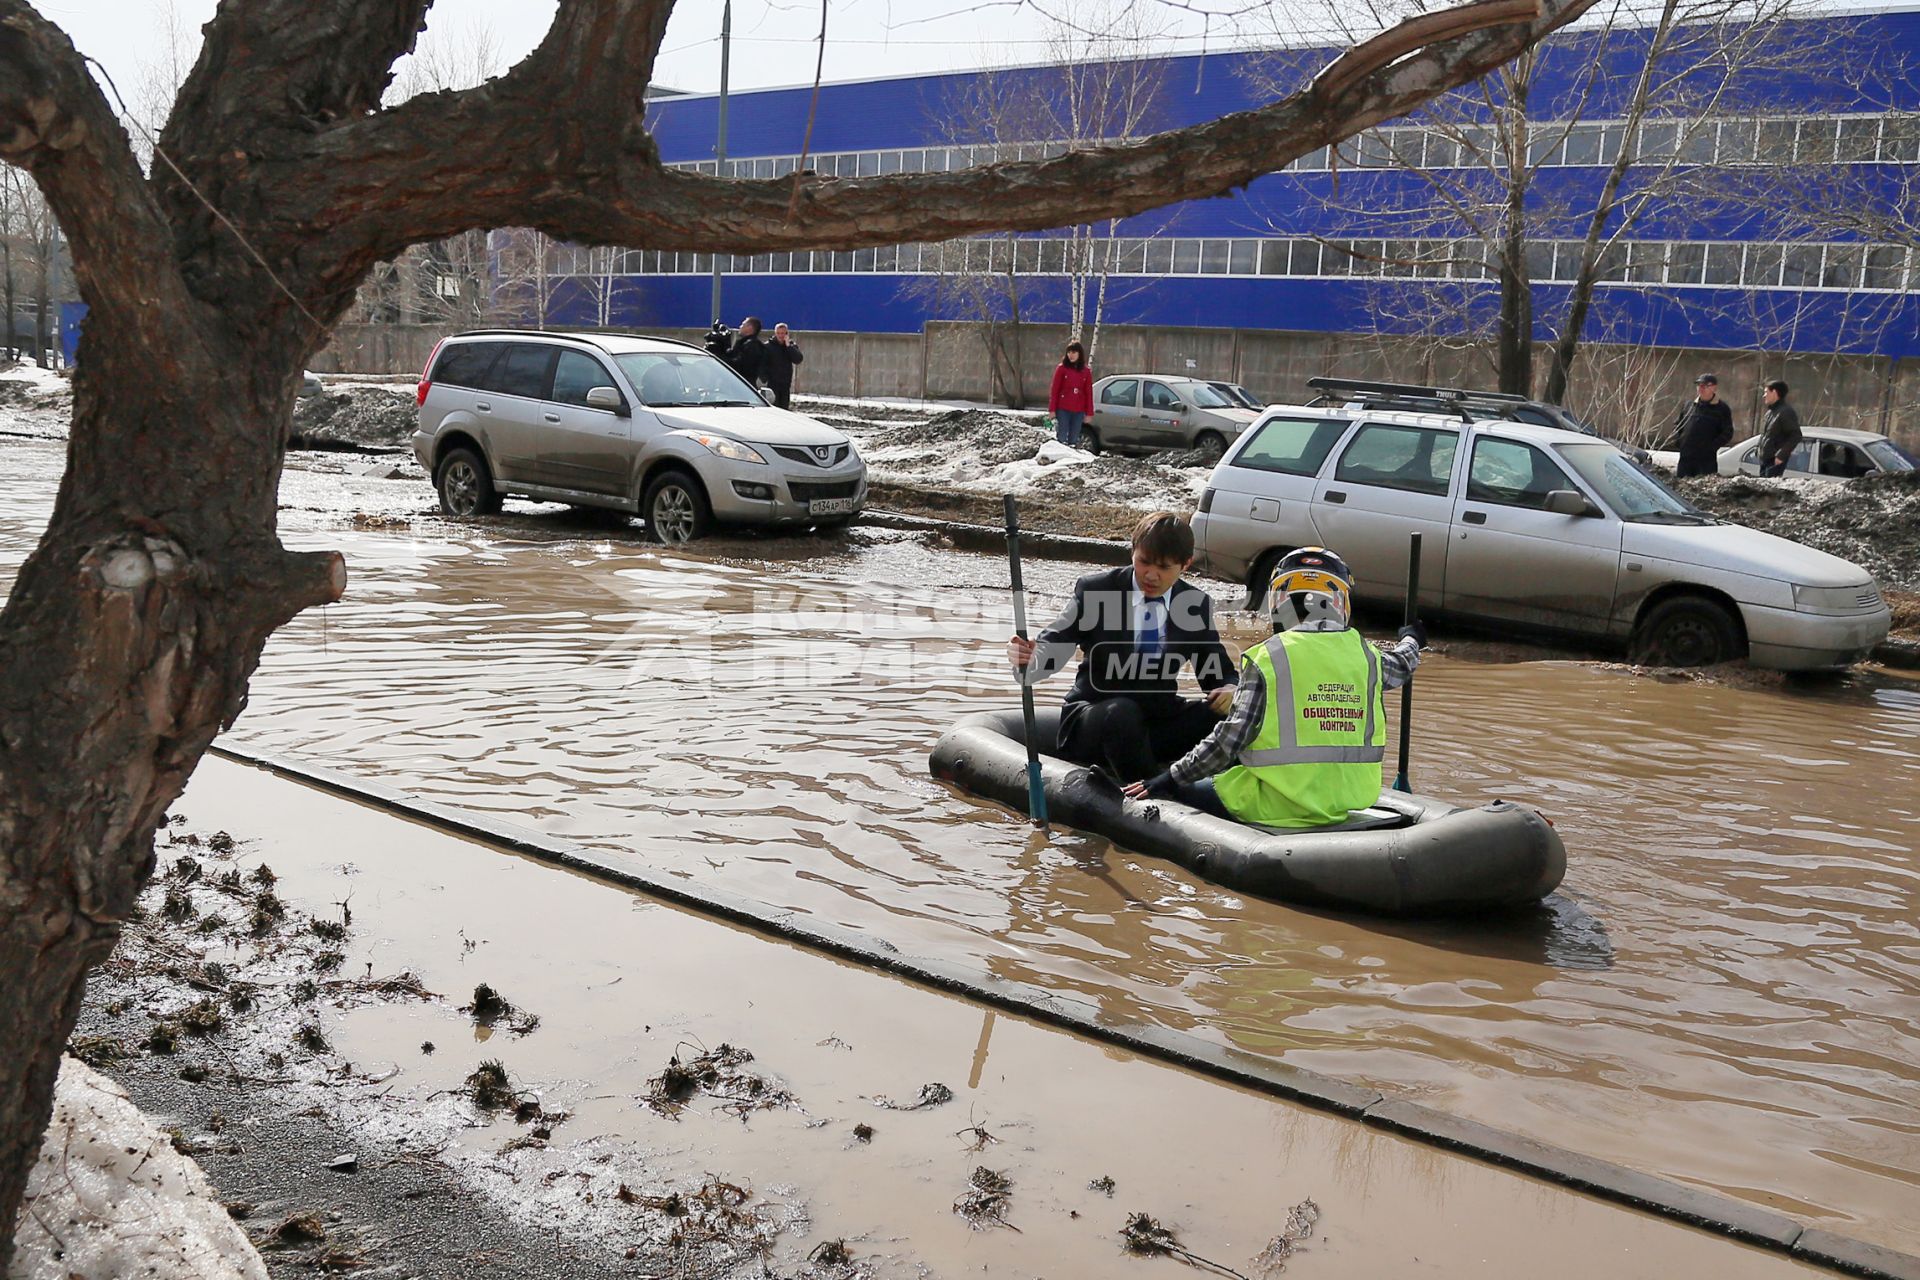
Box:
[1168,654,1266,784]
[1377,633,1421,688]
[1169,634,1421,783]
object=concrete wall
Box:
[316,321,1919,450]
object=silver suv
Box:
[413,330,866,542]
[1191,404,1891,670]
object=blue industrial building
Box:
[550,10,1920,359]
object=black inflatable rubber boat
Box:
[930,708,1566,917]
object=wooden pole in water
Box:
[1003,495,1049,830]
[1393,531,1422,795]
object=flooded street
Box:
[6,437,1919,1252]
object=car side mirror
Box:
[760,387,778,406]
[1171,402,1188,413]
[1543,489,1600,517]
[586,386,628,416]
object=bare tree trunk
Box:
[31,225,50,367]
[0,346,345,1268]
[2,237,13,361]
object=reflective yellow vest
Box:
[1212,628,1386,829]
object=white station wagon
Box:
[1191,405,1892,670]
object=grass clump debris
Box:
[68,1035,128,1068]
[178,998,225,1036]
[463,982,540,1036]
[953,1166,1015,1230]
[466,1059,516,1110]
[644,1042,793,1119]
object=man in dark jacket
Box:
[764,323,804,409]
[1671,373,1735,478]
[727,316,767,387]
[1758,379,1803,476]
[1006,512,1237,781]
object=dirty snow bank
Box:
[850,406,1206,511]
[0,361,72,441]
[1678,472,1920,593]
[289,384,417,452]
[10,1058,268,1280]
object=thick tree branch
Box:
[0,2,194,338]
[164,0,433,146]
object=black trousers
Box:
[1058,695,1220,783]
[770,383,792,410]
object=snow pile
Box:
[849,405,1208,511]
[0,362,68,397]
[11,1058,268,1280]
[1679,471,1920,592]
[0,361,73,442]
[289,384,417,452]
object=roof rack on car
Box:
[1306,376,1532,405]
[442,329,705,353]
[1305,376,1471,420]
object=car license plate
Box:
[808,497,854,516]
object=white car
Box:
[1648,426,1918,481]
[1191,404,1891,669]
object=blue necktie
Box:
[1139,599,1165,655]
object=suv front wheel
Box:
[436,447,501,517]
[644,470,713,544]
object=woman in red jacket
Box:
[1048,340,1094,448]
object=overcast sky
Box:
[45,0,1285,108]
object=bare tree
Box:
[0,0,1597,1259]
[905,1,1174,400]
[1252,0,1857,401]
[0,165,56,365]
[0,164,24,359]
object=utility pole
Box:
[710,0,731,325]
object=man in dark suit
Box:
[1007,512,1237,781]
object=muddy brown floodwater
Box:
[4,438,1918,1254]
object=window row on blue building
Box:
[560,235,1914,293]
[667,109,1918,179]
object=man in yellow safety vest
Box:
[1122,547,1423,829]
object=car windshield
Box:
[1556,442,1712,522]
[1182,383,1236,409]
[1865,439,1919,471]
[1556,406,1599,434]
[613,352,761,407]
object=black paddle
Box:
[1003,495,1049,830]
[1392,531,1422,795]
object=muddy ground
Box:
[68,817,828,1279]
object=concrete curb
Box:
[1872,636,1920,670]
[859,506,1127,565]
[208,741,1919,1280]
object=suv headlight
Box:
[691,433,767,464]
[1792,582,1881,614]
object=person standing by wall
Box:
[727,316,767,388]
[1049,340,1094,448]
[764,323,804,409]
[1757,379,1802,477]
[1670,373,1735,478]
